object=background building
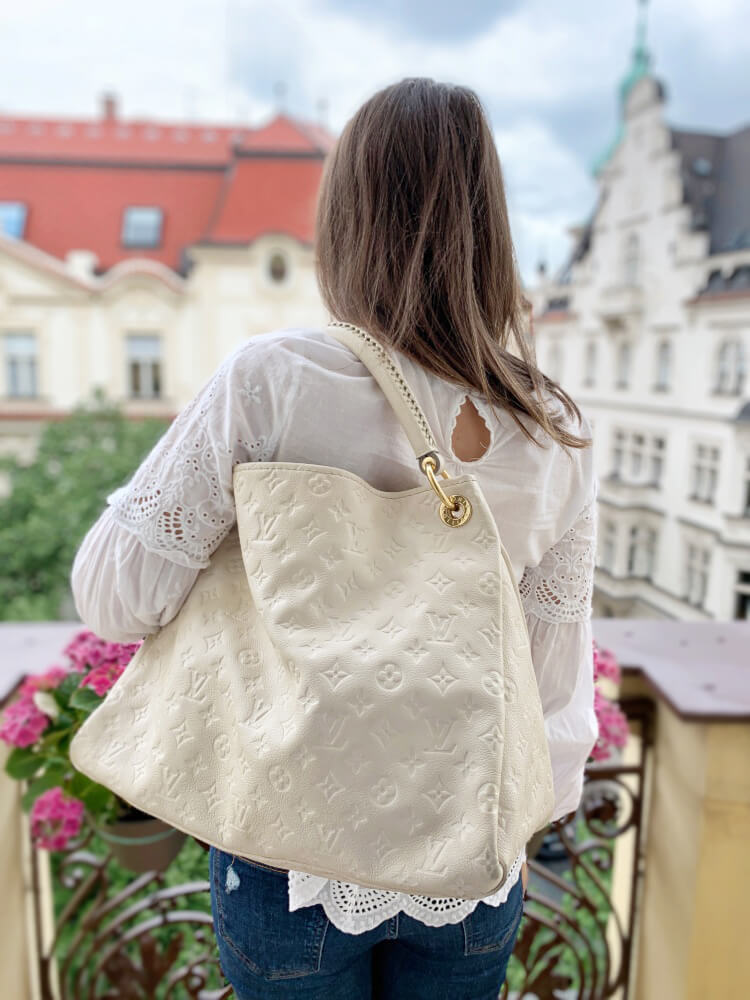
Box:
[530,17,750,621]
[0,94,333,470]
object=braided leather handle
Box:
[325,322,448,474]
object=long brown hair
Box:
[314,77,590,452]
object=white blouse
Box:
[71,325,599,935]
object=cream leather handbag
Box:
[70,320,555,899]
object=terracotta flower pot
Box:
[95,811,186,873]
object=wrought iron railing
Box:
[31,695,653,999]
[503,695,654,999]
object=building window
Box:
[121,206,163,248]
[615,340,632,389]
[649,436,665,485]
[714,339,746,395]
[630,433,645,478]
[623,232,640,285]
[611,429,626,477]
[735,570,750,620]
[685,543,711,608]
[654,340,672,391]
[689,443,720,503]
[3,331,38,397]
[601,520,617,572]
[0,201,27,239]
[267,250,290,284]
[584,340,597,387]
[627,525,657,579]
[548,342,563,382]
[126,333,162,399]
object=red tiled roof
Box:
[0,105,335,273]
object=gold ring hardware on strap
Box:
[419,456,473,527]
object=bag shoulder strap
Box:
[325,321,448,475]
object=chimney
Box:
[66,250,99,281]
[101,92,118,122]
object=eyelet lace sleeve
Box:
[518,495,596,624]
[104,340,282,570]
[518,485,600,823]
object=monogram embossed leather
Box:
[70,322,555,899]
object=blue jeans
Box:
[209,846,524,999]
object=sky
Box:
[1,0,748,283]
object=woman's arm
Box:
[519,482,600,824]
[71,337,285,640]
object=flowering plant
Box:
[1,629,142,850]
[589,640,629,762]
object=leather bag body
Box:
[70,321,555,899]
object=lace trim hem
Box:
[286,849,526,935]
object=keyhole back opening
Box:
[450,395,492,464]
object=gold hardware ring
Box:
[420,456,473,527]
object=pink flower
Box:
[81,662,126,697]
[590,640,629,762]
[593,642,620,683]
[19,664,78,698]
[30,786,85,851]
[0,696,49,748]
[63,629,141,674]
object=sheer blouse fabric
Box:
[71,326,599,934]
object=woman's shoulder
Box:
[231,325,353,363]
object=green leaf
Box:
[79,781,113,813]
[69,687,103,712]
[53,673,85,707]
[38,728,68,748]
[21,771,66,812]
[4,746,43,780]
[70,770,96,796]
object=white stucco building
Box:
[530,19,750,621]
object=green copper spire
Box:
[620,0,652,102]
[592,0,653,176]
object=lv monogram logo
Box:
[314,711,348,750]
[256,511,281,541]
[415,835,450,876]
[159,764,183,798]
[184,668,209,703]
[425,611,454,643]
[423,716,457,753]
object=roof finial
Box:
[620,0,652,103]
[635,0,650,59]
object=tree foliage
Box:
[0,387,170,621]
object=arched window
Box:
[266,249,290,285]
[655,339,672,391]
[616,340,633,389]
[715,340,746,395]
[584,340,597,386]
[623,233,640,285]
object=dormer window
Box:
[121,206,163,248]
[547,341,563,382]
[0,201,28,240]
